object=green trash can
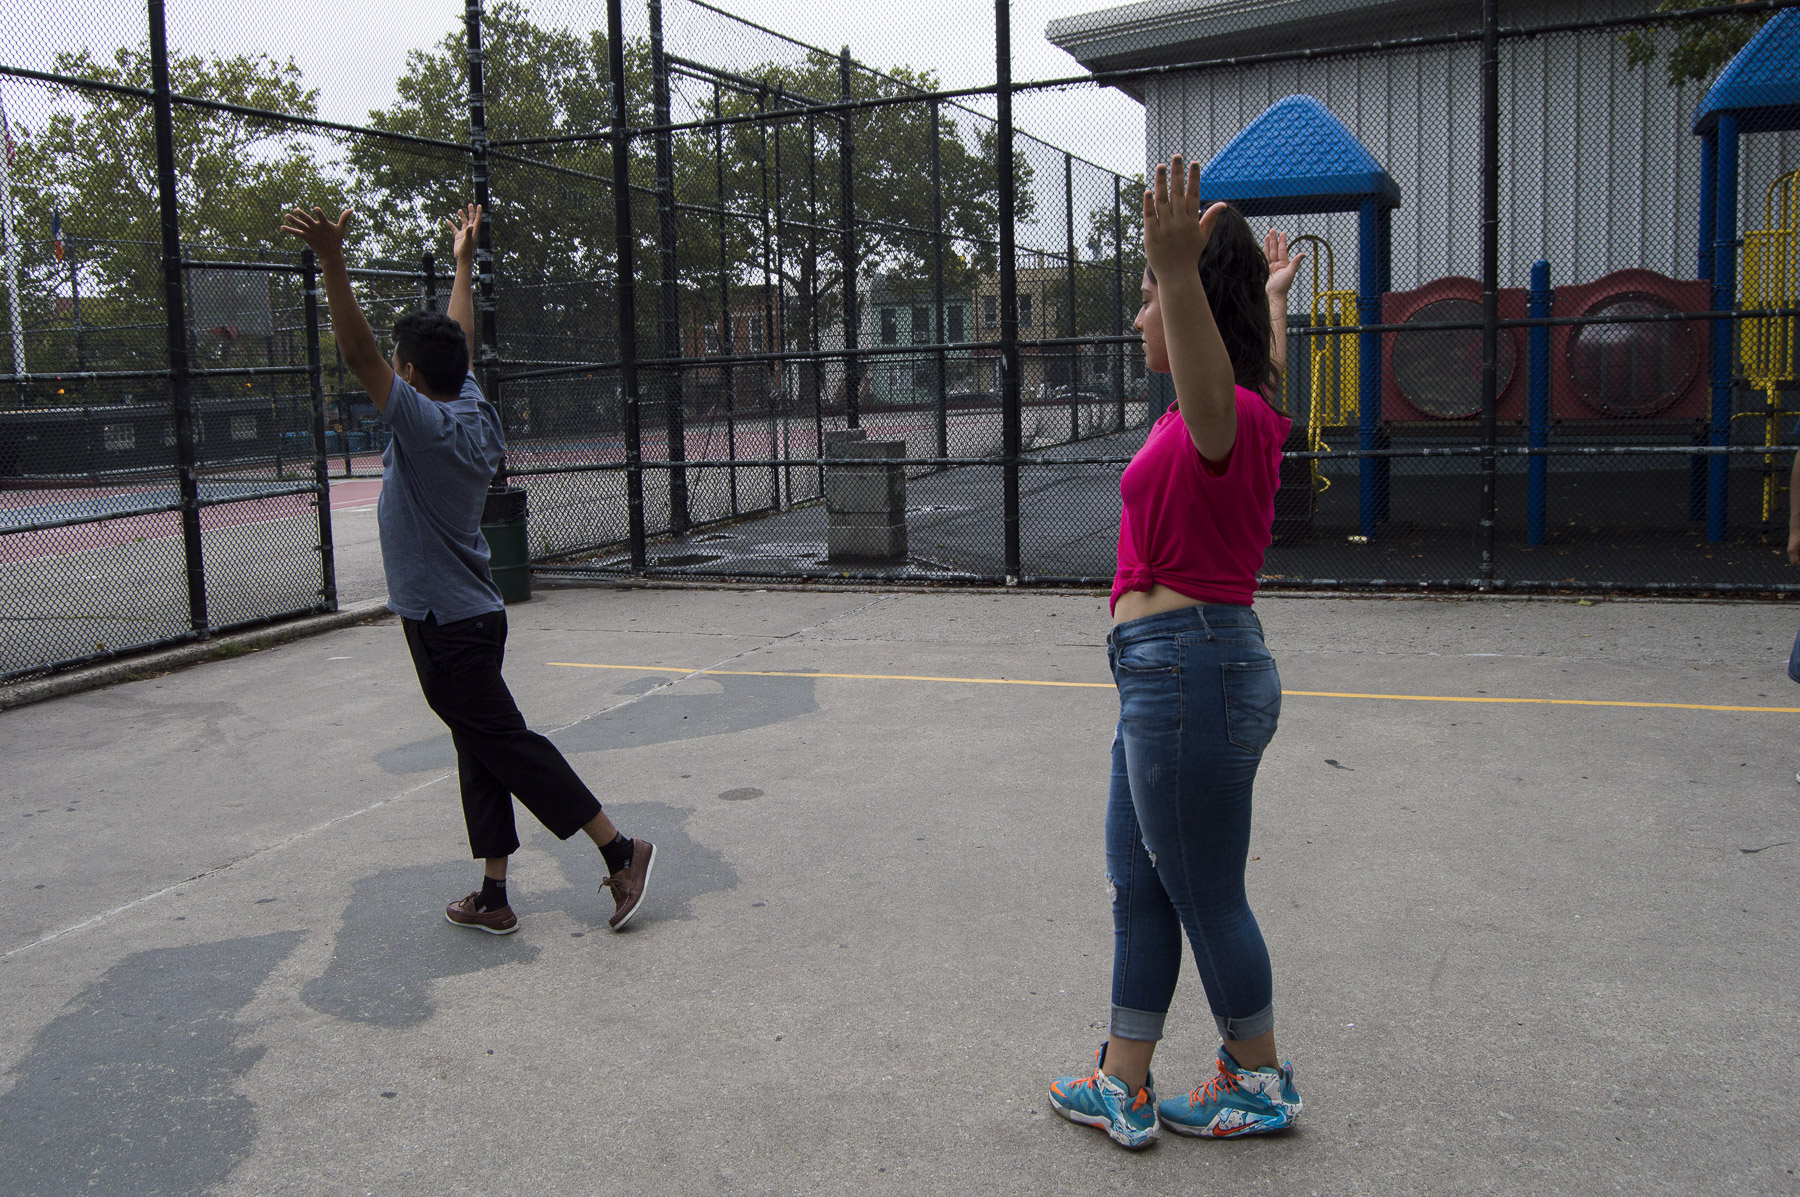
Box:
[481,484,532,603]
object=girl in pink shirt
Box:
[1049,157,1305,1148]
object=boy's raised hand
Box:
[1142,155,1226,284]
[447,203,482,266]
[280,206,352,261]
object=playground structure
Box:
[1192,9,1800,550]
[1195,95,1398,539]
[1697,7,1800,539]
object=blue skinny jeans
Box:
[1106,603,1281,1044]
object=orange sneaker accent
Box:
[1187,1058,1243,1108]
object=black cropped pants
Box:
[402,610,602,859]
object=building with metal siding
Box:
[1046,0,1799,291]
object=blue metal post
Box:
[1697,133,1718,281]
[1707,115,1738,543]
[1527,259,1551,545]
[1357,199,1383,538]
[1693,131,1718,520]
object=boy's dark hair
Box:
[392,312,469,395]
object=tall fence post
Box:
[302,249,338,611]
[465,0,504,484]
[807,111,824,489]
[608,0,647,570]
[334,347,352,476]
[715,82,739,517]
[931,99,948,463]
[1707,115,1739,544]
[758,88,780,511]
[1112,175,1125,431]
[147,0,207,636]
[839,48,860,430]
[772,92,792,507]
[1064,152,1078,443]
[650,0,689,532]
[422,251,438,313]
[996,0,1020,583]
[465,0,493,354]
[1692,131,1718,522]
[1477,0,1499,587]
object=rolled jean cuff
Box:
[1215,1002,1275,1042]
[1110,1005,1167,1043]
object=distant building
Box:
[861,271,976,406]
[972,252,1142,398]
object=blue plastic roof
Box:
[1196,95,1401,216]
[1693,8,1800,135]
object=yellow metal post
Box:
[1290,235,1360,499]
[1739,169,1798,524]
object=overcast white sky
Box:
[0,0,1146,176]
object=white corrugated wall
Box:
[1142,6,1797,292]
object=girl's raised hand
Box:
[1264,229,1304,299]
[1142,154,1226,284]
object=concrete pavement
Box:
[1,587,1797,1195]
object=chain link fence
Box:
[5,1,1800,681]
[489,0,1800,592]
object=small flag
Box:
[52,210,62,262]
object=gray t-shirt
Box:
[377,371,505,623]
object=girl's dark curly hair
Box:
[1152,205,1276,398]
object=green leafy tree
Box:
[4,46,347,389]
[1622,0,1767,88]
[690,60,1028,334]
[1073,173,1144,338]
[351,0,652,366]
[361,3,1032,368]
[10,46,346,304]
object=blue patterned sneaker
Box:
[1157,1047,1302,1138]
[1048,1045,1160,1149]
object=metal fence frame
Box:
[6,0,1800,685]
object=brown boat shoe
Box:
[600,838,656,931]
[445,893,519,935]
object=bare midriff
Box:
[1112,582,1205,626]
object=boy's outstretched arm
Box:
[446,203,481,370]
[281,207,395,413]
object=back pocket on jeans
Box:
[1222,659,1281,754]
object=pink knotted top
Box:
[1112,388,1291,612]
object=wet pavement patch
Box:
[374,672,818,775]
[299,861,540,1028]
[537,801,740,926]
[375,732,454,775]
[0,930,302,1194]
[552,672,818,756]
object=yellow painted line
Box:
[547,662,1800,713]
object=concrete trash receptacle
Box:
[481,484,532,603]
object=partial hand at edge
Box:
[280,206,352,262]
